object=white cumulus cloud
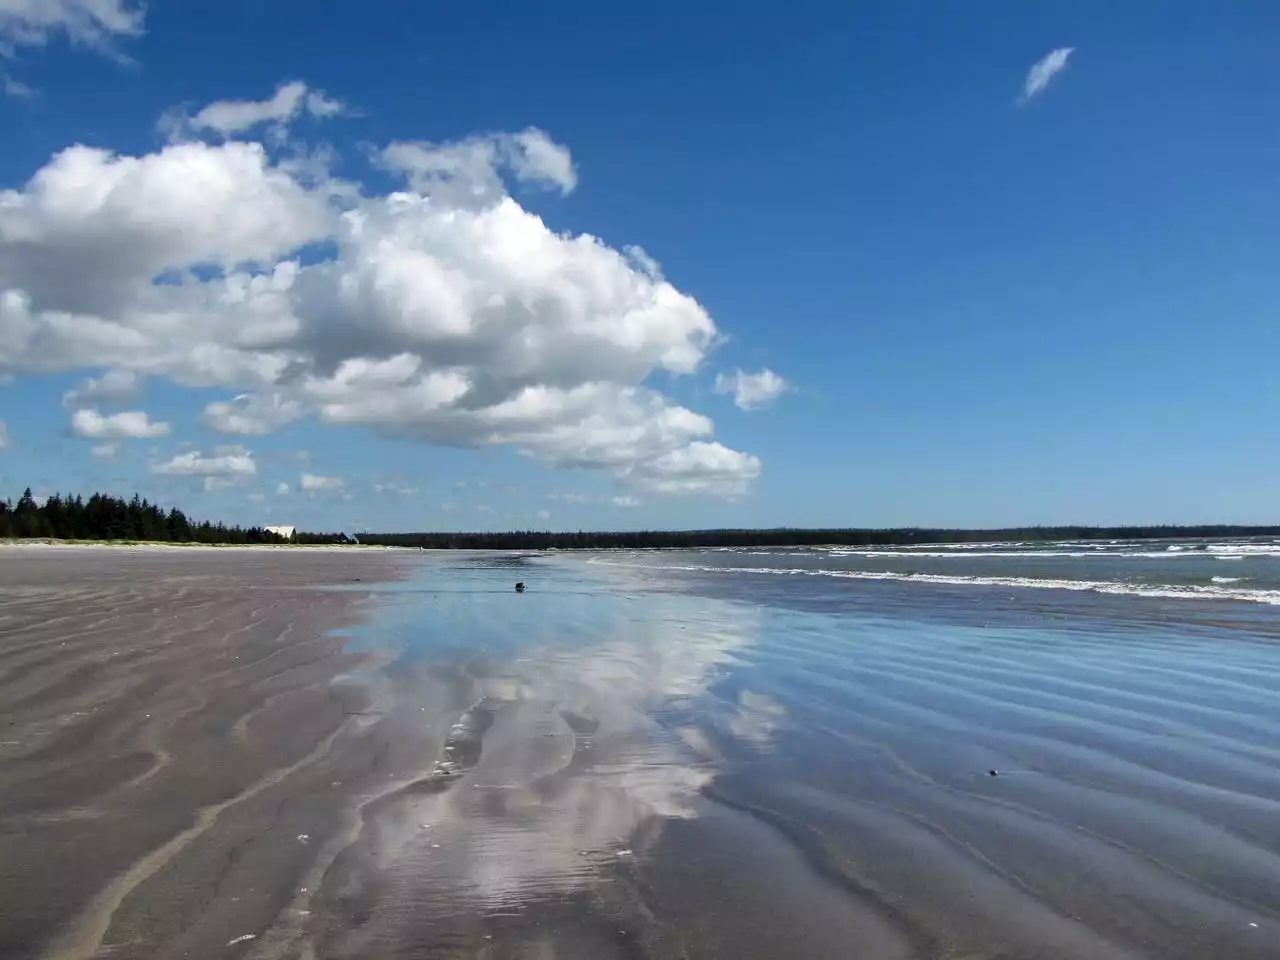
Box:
[0,0,144,55]
[202,392,303,435]
[626,441,761,497]
[504,128,578,194]
[1019,47,1075,105]
[70,407,168,439]
[379,126,577,201]
[714,368,789,411]
[0,81,762,499]
[151,448,256,482]
[62,367,139,407]
[612,495,642,508]
[300,472,343,492]
[0,141,334,335]
[275,481,290,495]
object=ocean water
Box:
[598,535,1280,606]
[322,542,1280,959]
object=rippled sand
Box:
[3,548,1278,959]
[0,547,407,960]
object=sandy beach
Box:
[3,545,1279,959]
[0,547,410,960]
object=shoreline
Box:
[0,538,409,551]
[5,547,1278,958]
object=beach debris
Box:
[296,834,310,844]
[227,933,257,946]
[515,581,525,592]
[988,769,1000,777]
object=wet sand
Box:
[3,547,1279,959]
[0,547,409,960]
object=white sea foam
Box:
[823,549,1126,559]
[1207,543,1280,555]
[745,541,1280,561]
[777,548,1238,561]
[1211,576,1243,584]
[592,559,1280,605]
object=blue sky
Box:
[1,2,1277,532]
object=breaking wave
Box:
[763,541,1280,561]
[592,560,1280,606]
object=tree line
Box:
[356,524,1280,551]
[0,488,290,544]
[4,486,1277,548]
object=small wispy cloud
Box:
[300,473,344,493]
[3,74,34,99]
[547,491,590,504]
[160,80,347,141]
[714,368,790,411]
[1019,47,1075,105]
[374,482,417,496]
[0,0,145,58]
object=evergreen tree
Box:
[349,523,1280,550]
[5,486,1278,550]
[0,488,292,546]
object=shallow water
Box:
[323,545,1280,958]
